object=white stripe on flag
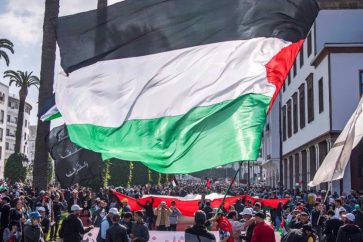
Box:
[55,38,290,127]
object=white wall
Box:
[315,10,363,54]
[330,53,363,131]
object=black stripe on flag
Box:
[57,0,319,73]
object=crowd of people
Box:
[0,179,362,242]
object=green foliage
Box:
[109,159,131,187]
[160,173,168,184]
[4,153,28,182]
[150,169,160,185]
[80,160,109,190]
[0,39,14,66]
[132,162,149,185]
[128,162,134,187]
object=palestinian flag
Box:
[54,0,319,173]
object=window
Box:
[7,115,10,122]
[287,73,291,85]
[24,133,26,140]
[0,146,2,160]
[7,101,11,108]
[360,70,363,96]
[293,62,297,77]
[5,142,9,150]
[307,74,314,123]
[0,110,3,123]
[307,32,312,57]
[318,78,324,113]
[6,129,9,136]
[292,93,298,134]
[0,92,4,103]
[25,119,27,127]
[0,128,2,141]
[283,82,286,92]
[299,84,306,129]
[282,106,287,141]
[287,100,292,138]
[300,45,304,68]
[23,146,26,154]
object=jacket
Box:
[59,214,92,242]
[23,224,44,242]
[251,222,276,242]
[281,229,307,242]
[185,224,216,242]
[336,223,363,242]
[105,224,128,242]
[154,208,172,227]
[131,222,149,242]
[323,217,343,242]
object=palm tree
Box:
[3,70,39,153]
[0,39,14,66]
[33,0,59,190]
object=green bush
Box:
[109,159,131,187]
[4,153,28,182]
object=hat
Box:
[240,208,253,216]
[254,212,266,219]
[29,212,41,219]
[254,202,261,207]
[343,213,355,222]
[71,204,83,211]
[121,198,128,203]
[109,208,119,215]
[37,207,46,212]
[354,204,360,210]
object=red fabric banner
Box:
[112,191,289,217]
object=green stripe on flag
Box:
[67,93,270,173]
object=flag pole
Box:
[216,162,243,214]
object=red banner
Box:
[112,191,288,217]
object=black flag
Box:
[47,125,102,188]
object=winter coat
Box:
[336,223,363,242]
[59,214,92,242]
[23,224,44,242]
[185,224,216,242]
[105,223,128,242]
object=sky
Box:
[0,0,124,125]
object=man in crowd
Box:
[23,212,44,242]
[131,210,150,242]
[334,199,346,218]
[37,207,50,241]
[250,212,275,242]
[120,198,131,214]
[106,212,128,242]
[282,224,315,242]
[240,208,255,242]
[99,207,119,242]
[154,201,172,231]
[60,204,94,242]
[290,212,310,229]
[92,200,108,227]
[323,210,343,242]
[0,196,11,238]
[185,210,216,242]
[336,213,362,242]
[67,190,81,213]
[169,200,182,231]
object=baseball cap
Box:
[121,198,128,203]
[71,204,83,211]
[240,208,253,216]
[37,207,46,212]
[29,212,41,219]
[343,213,355,222]
[109,207,119,215]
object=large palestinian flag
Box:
[54,0,319,173]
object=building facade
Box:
[261,9,363,193]
[0,86,33,178]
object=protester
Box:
[37,207,49,241]
[92,200,108,227]
[240,208,255,242]
[336,213,363,242]
[282,224,315,242]
[49,193,63,241]
[106,213,128,242]
[131,210,150,242]
[209,211,233,242]
[136,197,154,229]
[80,201,92,226]
[99,208,119,242]
[169,200,182,231]
[185,210,216,242]
[23,212,44,242]
[120,198,131,214]
[250,212,275,242]
[59,204,94,242]
[120,212,133,236]
[67,190,81,213]
[2,221,21,242]
[154,201,172,231]
[323,209,343,242]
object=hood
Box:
[342,224,361,233]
